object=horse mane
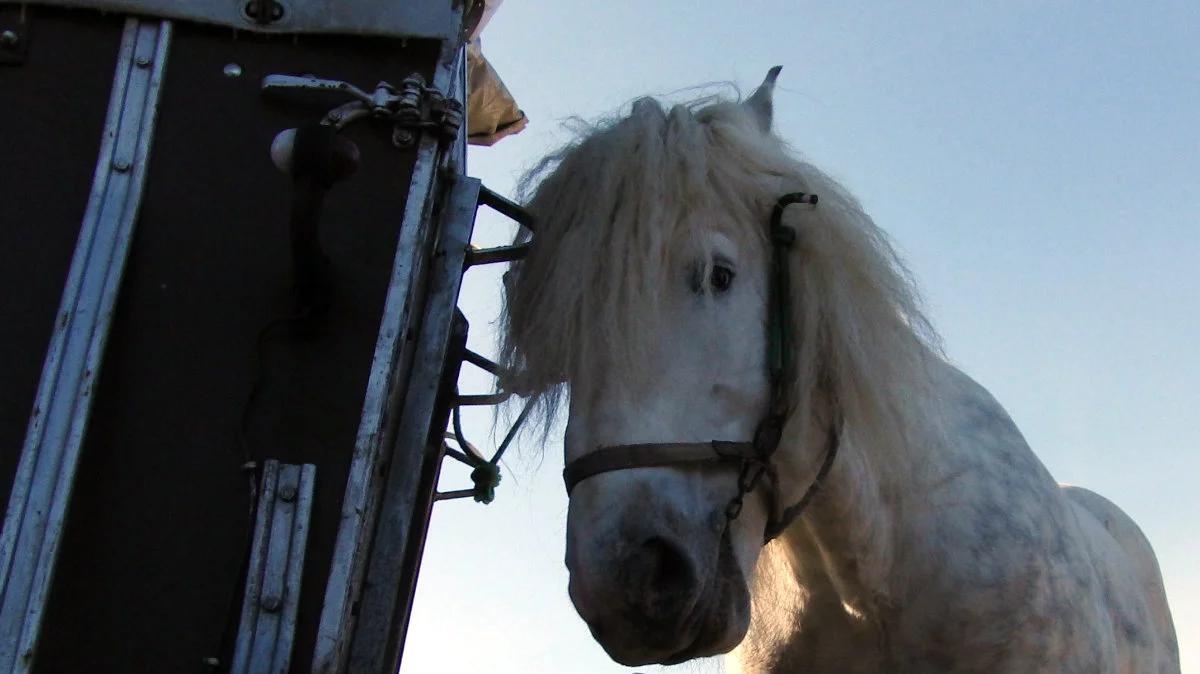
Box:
[501,93,941,458]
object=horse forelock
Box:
[501,92,942,457]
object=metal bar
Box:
[16,0,459,40]
[231,461,316,674]
[461,348,503,377]
[0,18,171,674]
[464,242,530,267]
[478,184,534,230]
[310,39,465,674]
[432,489,476,502]
[347,174,481,673]
[455,392,511,406]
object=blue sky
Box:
[401,2,1199,672]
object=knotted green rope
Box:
[470,462,502,504]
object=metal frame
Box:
[1,6,510,673]
[348,174,481,673]
[231,461,317,674]
[0,18,171,673]
[12,0,459,39]
[311,39,467,674]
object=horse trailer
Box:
[0,1,527,671]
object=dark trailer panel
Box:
[0,2,493,672]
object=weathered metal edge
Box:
[0,17,171,674]
[309,39,466,674]
[348,174,481,674]
[1,0,458,39]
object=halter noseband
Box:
[561,193,841,543]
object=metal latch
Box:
[261,73,463,148]
[259,72,463,313]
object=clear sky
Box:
[401,2,1199,672]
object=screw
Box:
[113,159,131,172]
[135,55,152,68]
[261,595,282,613]
[223,63,243,78]
[278,484,297,503]
[0,30,18,49]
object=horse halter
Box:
[561,193,841,543]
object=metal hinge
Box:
[261,73,463,148]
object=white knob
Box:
[270,128,297,174]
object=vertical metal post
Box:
[311,39,467,674]
[347,175,481,673]
[0,18,171,674]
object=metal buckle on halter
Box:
[723,416,786,521]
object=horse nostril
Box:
[642,537,692,588]
[627,536,697,618]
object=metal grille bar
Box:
[310,38,466,674]
[231,461,316,674]
[0,18,171,673]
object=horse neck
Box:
[776,397,935,616]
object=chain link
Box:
[725,458,769,521]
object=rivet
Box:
[223,63,243,78]
[135,55,152,68]
[113,159,131,172]
[261,596,282,613]
[0,30,18,49]
[278,485,297,503]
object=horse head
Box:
[501,67,934,666]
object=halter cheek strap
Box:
[560,193,840,543]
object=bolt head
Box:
[278,485,297,502]
[0,30,18,48]
[261,595,282,612]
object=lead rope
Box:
[762,408,842,541]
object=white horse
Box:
[499,69,1178,673]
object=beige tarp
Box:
[465,0,527,146]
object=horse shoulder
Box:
[892,366,1117,671]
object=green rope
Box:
[470,462,502,504]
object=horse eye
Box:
[710,264,735,293]
[689,261,736,294]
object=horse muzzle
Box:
[565,514,750,666]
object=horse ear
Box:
[744,65,782,133]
